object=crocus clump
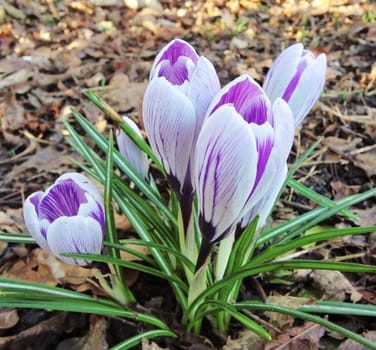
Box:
[194,75,295,267]
[263,43,327,126]
[23,173,105,266]
[116,116,149,180]
[142,39,220,226]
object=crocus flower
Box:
[116,116,149,180]
[23,173,105,266]
[142,39,220,226]
[263,43,326,126]
[194,75,294,268]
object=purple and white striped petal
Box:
[38,179,88,224]
[150,39,199,83]
[195,105,258,243]
[56,172,103,206]
[23,172,105,266]
[263,44,305,102]
[143,77,197,195]
[239,98,294,228]
[283,54,326,125]
[23,191,50,252]
[207,75,273,125]
[116,116,149,180]
[263,43,326,126]
[240,164,288,230]
[47,216,103,266]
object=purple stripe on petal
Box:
[158,59,190,85]
[89,202,105,236]
[253,134,274,189]
[39,179,88,222]
[41,226,47,239]
[157,40,198,66]
[282,57,309,102]
[210,77,271,125]
[29,194,42,216]
[241,94,272,125]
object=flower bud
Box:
[23,173,104,266]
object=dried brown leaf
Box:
[142,338,167,350]
[4,146,73,184]
[265,296,311,329]
[337,330,376,350]
[0,211,21,233]
[0,96,25,131]
[81,316,108,350]
[311,270,362,302]
[223,329,265,350]
[0,312,84,349]
[1,249,56,285]
[351,206,376,227]
[0,309,19,330]
[265,322,326,350]
[99,73,147,113]
[354,149,376,177]
[0,242,7,256]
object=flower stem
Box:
[215,230,235,281]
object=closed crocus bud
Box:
[23,173,104,266]
[143,39,220,227]
[116,116,149,180]
[194,75,294,268]
[263,43,326,126]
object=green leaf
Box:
[0,278,169,330]
[226,216,259,275]
[66,112,176,225]
[114,239,195,272]
[299,301,376,317]
[257,187,376,246]
[183,260,376,324]
[109,330,177,350]
[0,233,35,244]
[83,90,165,174]
[190,300,271,340]
[288,178,359,221]
[235,301,376,350]
[278,187,376,244]
[252,226,376,265]
[61,252,188,292]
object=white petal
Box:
[116,116,149,179]
[195,105,258,242]
[55,172,103,206]
[287,53,327,125]
[272,98,295,161]
[263,43,304,103]
[23,191,51,252]
[143,77,197,193]
[47,216,103,266]
[258,164,288,228]
[186,56,221,128]
[186,56,221,186]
